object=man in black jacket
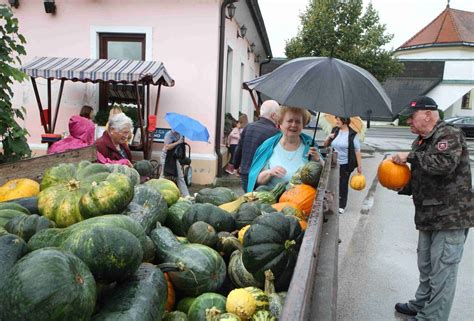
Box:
[234,100,280,190]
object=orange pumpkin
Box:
[279,184,317,219]
[350,174,366,190]
[271,202,299,212]
[164,272,175,312]
[377,159,411,190]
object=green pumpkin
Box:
[0,201,31,214]
[5,213,56,241]
[210,313,242,321]
[106,163,141,186]
[145,178,181,206]
[123,184,169,234]
[187,221,218,248]
[0,234,27,287]
[242,212,304,291]
[61,226,143,282]
[38,161,134,227]
[134,160,155,177]
[91,263,167,321]
[182,203,235,233]
[150,224,226,296]
[0,209,28,228]
[187,293,227,321]
[0,248,96,321]
[176,297,197,314]
[5,196,38,214]
[298,161,323,188]
[166,198,193,236]
[28,216,149,282]
[244,287,269,311]
[195,187,237,206]
[163,311,188,321]
[228,250,262,288]
[232,202,262,229]
[250,310,276,321]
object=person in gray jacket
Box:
[390,96,473,321]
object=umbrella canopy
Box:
[164,113,210,142]
[244,57,392,119]
[319,114,367,141]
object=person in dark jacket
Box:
[323,116,362,214]
[234,100,280,191]
[390,96,473,321]
[96,113,133,167]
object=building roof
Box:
[382,61,445,118]
[397,6,474,51]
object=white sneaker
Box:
[338,208,345,214]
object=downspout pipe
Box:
[215,0,238,177]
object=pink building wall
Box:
[3,0,263,183]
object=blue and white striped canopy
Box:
[20,56,175,86]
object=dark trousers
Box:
[228,144,237,165]
[240,174,249,192]
[339,164,351,209]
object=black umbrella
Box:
[244,57,392,119]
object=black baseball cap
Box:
[399,96,438,117]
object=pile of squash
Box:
[0,159,325,321]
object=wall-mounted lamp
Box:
[254,54,261,63]
[44,0,56,14]
[225,3,236,20]
[237,24,247,39]
[250,43,256,53]
[9,0,19,8]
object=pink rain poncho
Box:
[47,115,95,154]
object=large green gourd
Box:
[242,212,304,291]
[5,213,56,241]
[0,248,96,321]
[38,161,134,227]
[150,224,226,296]
[165,198,193,236]
[187,293,227,321]
[298,161,323,188]
[123,184,169,234]
[92,263,167,321]
[0,209,27,227]
[106,163,141,186]
[182,203,235,233]
[144,178,180,206]
[195,187,237,206]
[0,234,27,287]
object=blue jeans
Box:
[408,229,469,321]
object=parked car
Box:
[445,116,474,137]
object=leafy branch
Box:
[0,4,31,163]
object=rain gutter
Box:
[215,0,238,177]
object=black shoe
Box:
[395,303,417,316]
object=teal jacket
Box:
[246,132,319,192]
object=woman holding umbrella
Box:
[324,116,363,214]
[247,106,323,192]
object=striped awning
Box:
[20,56,175,86]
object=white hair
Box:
[109,113,133,131]
[260,100,280,118]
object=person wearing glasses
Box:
[96,113,133,167]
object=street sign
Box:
[153,127,171,143]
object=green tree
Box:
[0,5,31,163]
[285,0,403,82]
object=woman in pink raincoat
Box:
[47,106,96,154]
